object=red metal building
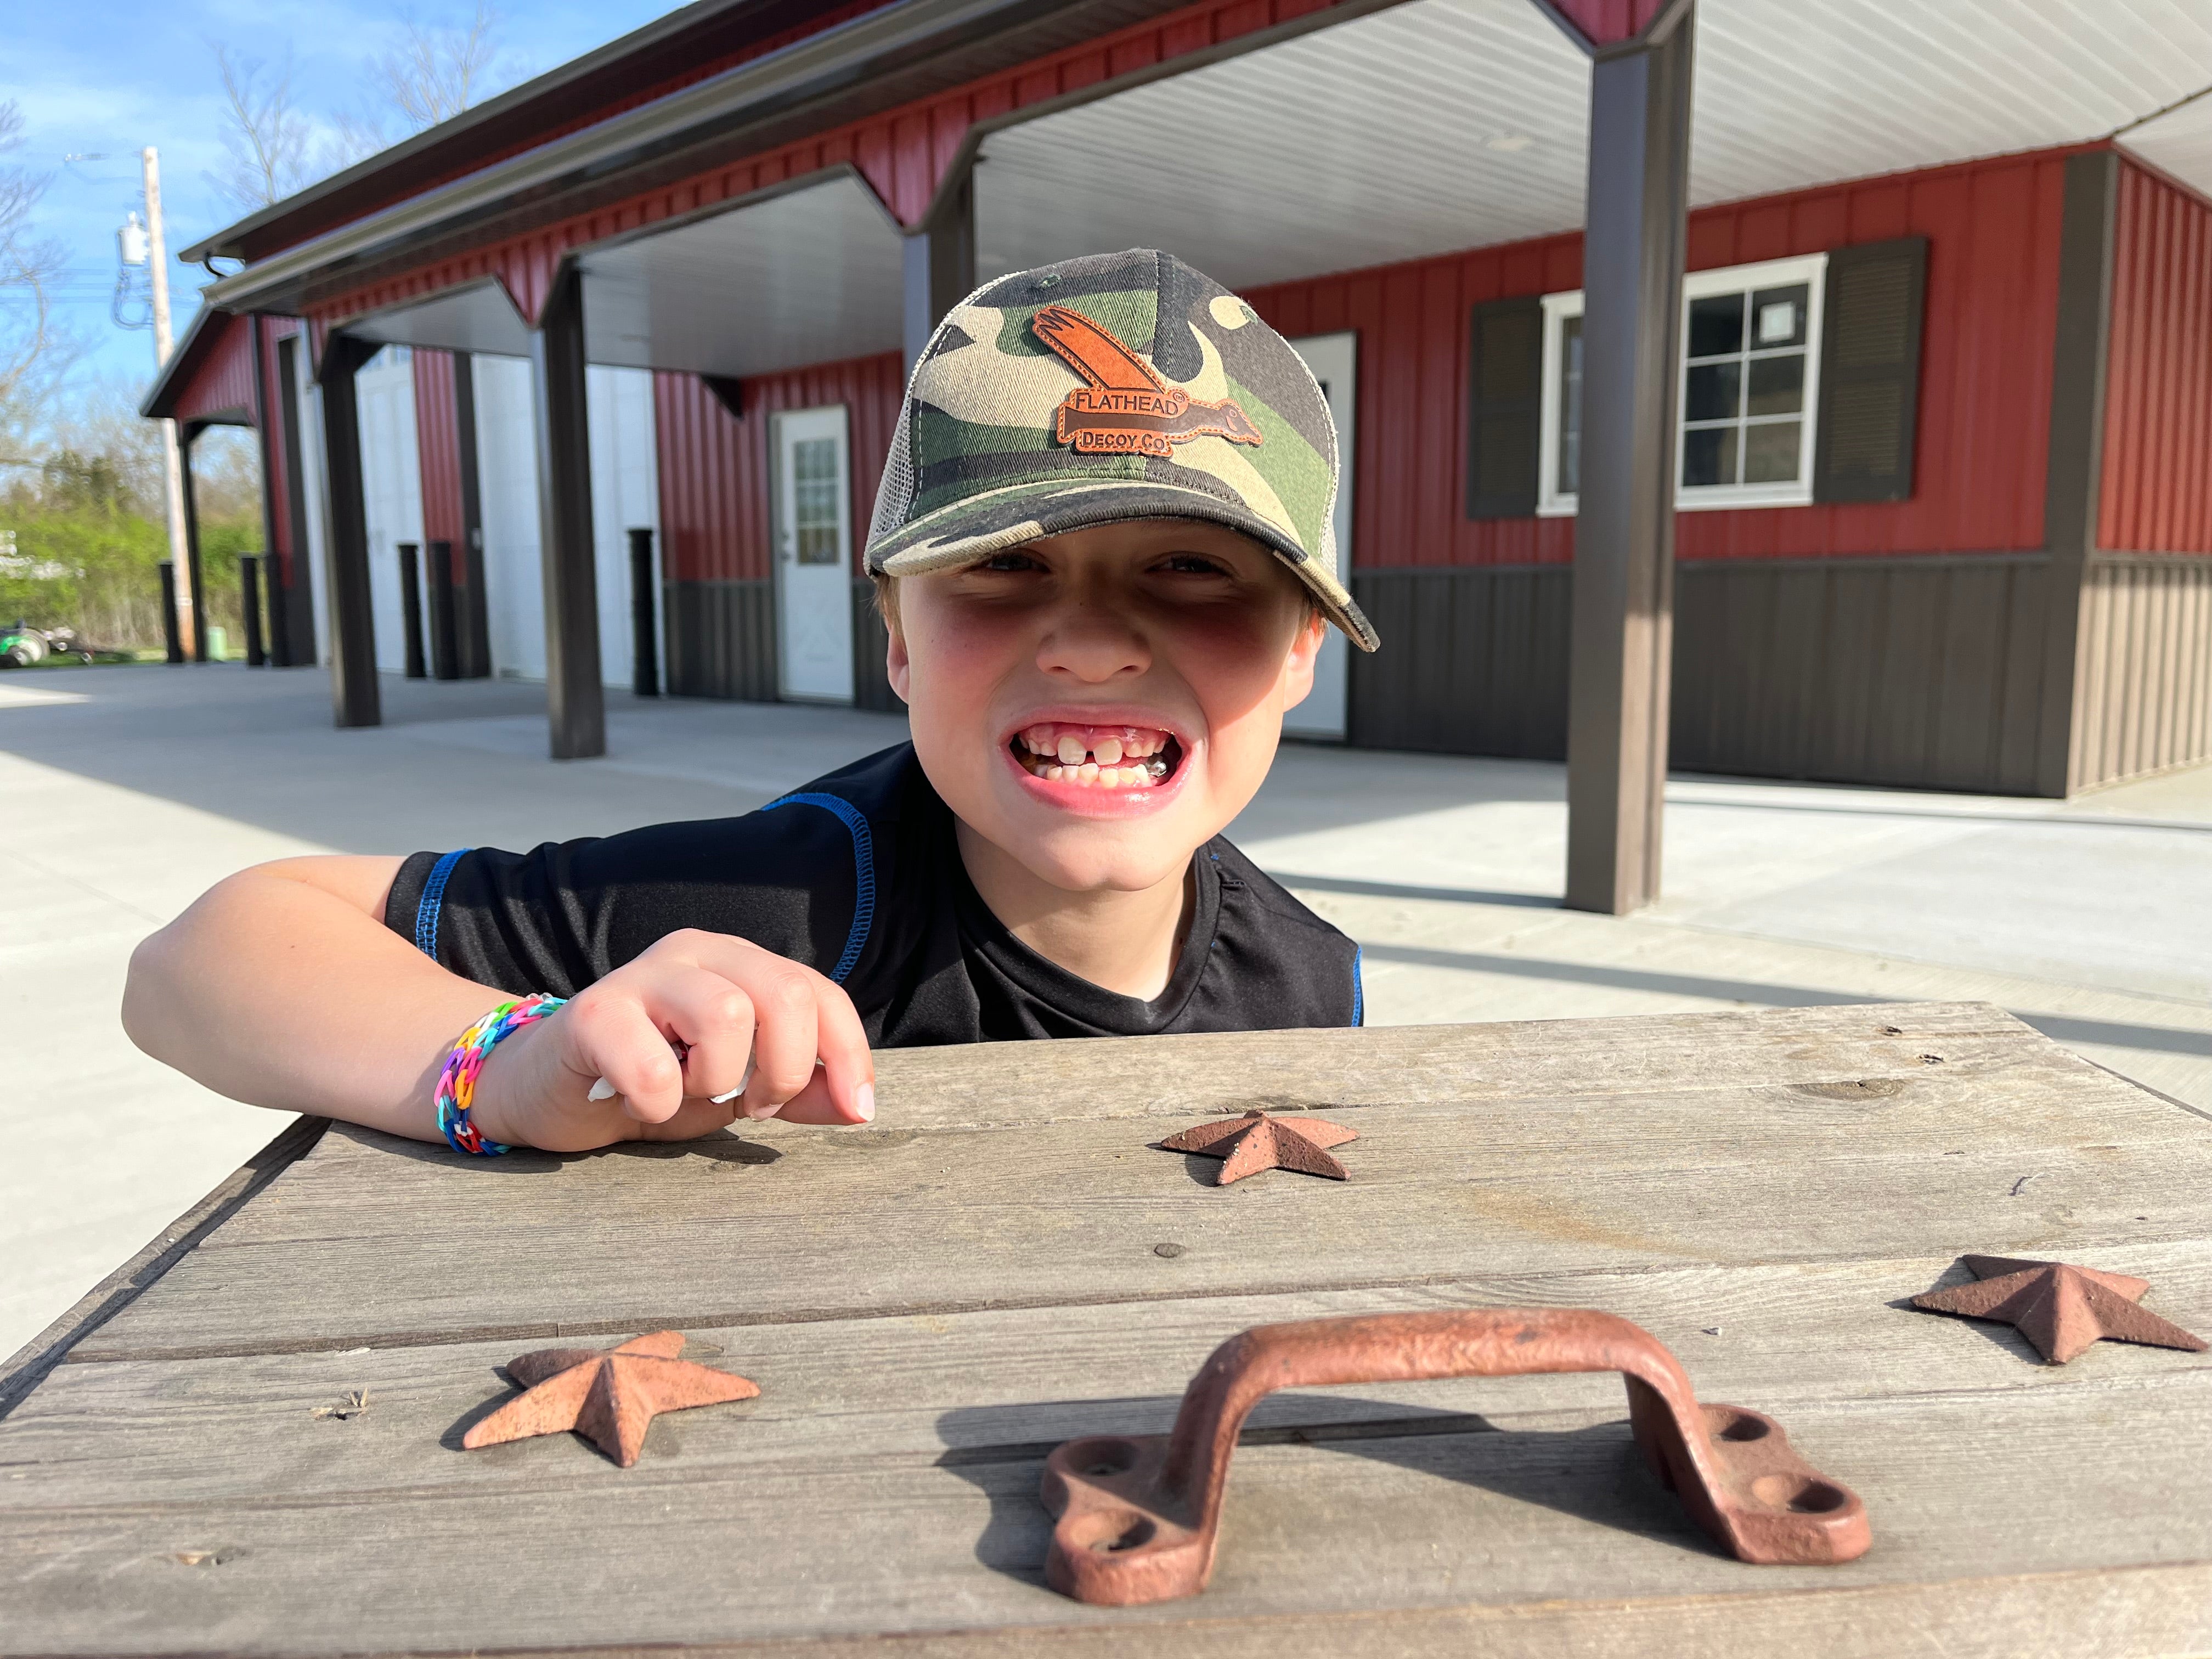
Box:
[142,0,2212,910]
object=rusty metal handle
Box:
[1040,1307,1870,1605]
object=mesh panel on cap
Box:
[866,396,917,558]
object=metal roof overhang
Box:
[337,279,534,358]
[577,171,905,376]
[197,0,2212,387]
[322,171,905,377]
[972,0,2212,295]
[139,304,249,425]
[179,0,843,267]
[193,0,1207,319]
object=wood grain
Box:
[7,1254,2208,1508]
[70,1048,2212,1361]
[3,1375,2208,1653]
[5,1005,2208,1654]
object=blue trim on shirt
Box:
[415,848,470,961]
[762,792,877,984]
[1351,945,1364,1027]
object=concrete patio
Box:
[4,662,2208,1362]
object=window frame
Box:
[1536,252,1830,517]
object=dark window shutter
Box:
[1465,295,1543,518]
[1813,236,1927,503]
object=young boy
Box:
[123,249,1381,1154]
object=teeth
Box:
[1013,724,1178,787]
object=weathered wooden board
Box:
[291,1000,2153,1141]
[4,1375,2209,1654]
[72,1092,2212,1362]
[9,1254,2209,1506]
[5,1005,2209,1656]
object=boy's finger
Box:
[632,1093,744,1142]
[732,961,821,1118]
[769,1065,870,1125]
[803,977,874,1124]
[567,994,685,1123]
[648,965,757,1104]
[661,932,874,1125]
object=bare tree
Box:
[375,2,506,133]
[0,99,71,467]
[210,45,318,211]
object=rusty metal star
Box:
[1910,1255,2208,1365]
[461,1330,759,1465]
[1157,1109,1358,1186]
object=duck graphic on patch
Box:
[1031,303,1263,459]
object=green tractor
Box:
[0,621,95,668]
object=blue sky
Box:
[9,0,680,398]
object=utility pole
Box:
[143,146,195,661]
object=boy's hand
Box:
[470,930,874,1152]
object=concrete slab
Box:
[2,661,2205,1364]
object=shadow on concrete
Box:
[0,665,894,854]
[1672,791,2210,836]
[1360,943,2212,1059]
[1271,873,1560,909]
[1,664,1560,856]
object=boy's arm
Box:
[122,855,874,1149]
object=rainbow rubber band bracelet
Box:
[435,994,567,1156]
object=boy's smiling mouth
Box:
[1010,723,1182,791]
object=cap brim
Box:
[867,476,1379,652]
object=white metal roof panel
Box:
[977,0,2212,291]
[577,172,904,377]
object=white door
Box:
[292,340,333,667]
[471,354,546,681]
[356,346,426,677]
[1285,332,1356,740]
[773,405,855,703]
[586,364,662,692]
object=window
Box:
[1537,253,1828,515]
[791,436,844,565]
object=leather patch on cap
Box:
[1032,304,1262,458]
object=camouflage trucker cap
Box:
[864,248,1380,652]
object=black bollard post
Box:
[159,561,184,664]
[241,555,267,667]
[461,530,492,678]
[398,541,427,680]
[629,526,659,697]
[427,539,459,681]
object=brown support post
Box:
[2035,149,2119,799]
[531,264,605,760]
[1564,5,1695,916]
[318,335,383,727]
[179,427,210,663]
[902,164,975,376]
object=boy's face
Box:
[886,518,1328,895]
